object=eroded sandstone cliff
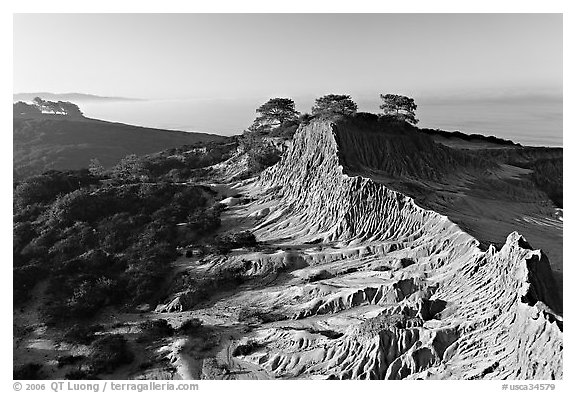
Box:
[222,120,563,379]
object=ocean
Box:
[79,96,562,147]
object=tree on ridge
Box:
[379,94,419,125]
[311,94,358,117]
[251,98,300,131]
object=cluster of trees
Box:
[27,97,84,117]
[243,93,418,178]
[14,98,84,119]
[249,93,418,134]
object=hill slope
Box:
[14,106,226,179]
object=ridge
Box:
[228,119,563,379]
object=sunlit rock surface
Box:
[202,121,563,380]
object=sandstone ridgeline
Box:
[218,118,562,379]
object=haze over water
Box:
[79,94,562,147]
[15,14,562,147]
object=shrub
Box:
[62,324,104,345]
[197,333,219,351]
[65,277,119,318]
[179,318,203,333]
[14,178,221,321]
[187,206,222,234]
[64,369,93,380]
[230,231,257,247]
[90,334,134,374]
[211,238,233,254]
[237,307,286,323]
[14,324,33,340]
[14,363,43,379]
[306,269,334,282]
[13,170,98,209]
[213,231,257,254]
[57,355,84,368]
[298,113,314,125]
[241,138,282,176]
[13,264,45,305]
[232,340,262,357]
[138,361,154,370]
[139,319,174,337]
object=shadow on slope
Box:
[13,115,227,180]
[328,115,562,309]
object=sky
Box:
[13,13,562,99]
[12,14,563,144]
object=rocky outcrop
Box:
[234,120,562,379]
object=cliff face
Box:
[333,117,493,181]
[239,120,562,379]
[258,122,466,243]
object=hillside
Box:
[13,115,562,380]
[13,100,227,179]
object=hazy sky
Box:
[14,13,562,100]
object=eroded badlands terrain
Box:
[14,119,562,380]
[153,121,562,379]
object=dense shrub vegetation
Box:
[108,140,238,183]
[13,115,281,326]
[239,120,301,178]
[13,166,225,321]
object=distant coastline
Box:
[13,92,562,147]
[82,98,563,147]
[13,92,145,103]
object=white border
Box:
[2,1,573,390]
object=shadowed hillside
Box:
[13,100,226,180]
[333,115,493,181]
[328,116,563,301]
